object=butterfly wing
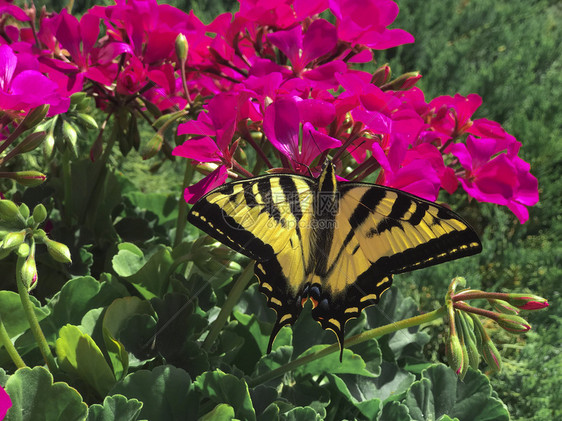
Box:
[188,173,317,351]
[311,183,482,355]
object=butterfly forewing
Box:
[188,173,319,352]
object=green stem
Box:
[248,305,447,387]
[16,255,58,372]
[0,316,26,369]
[173,161,194,248]
[62,149,72,225]
[202,262,255,351]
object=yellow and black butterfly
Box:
[188,160,481,359]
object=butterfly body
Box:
[188,161,481,359]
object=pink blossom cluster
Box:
[0,0,538,222]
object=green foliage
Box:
[383,1,562,419]
[0,0,557,419]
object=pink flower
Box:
[267,19,337,75]
[0,385,11,420]
[329,0,414,49]
[423,93,482,145]
[183,165,228,204]
[0,44,69,115]
[237,0,298,28]
[116,56,147,95]
[451,136,539,223]
[263,96,341,171]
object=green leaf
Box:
[366,289,430,361]
[151,294,208,371]
[124,191,178,224]
[283,407,322,421]
[294,344,377,378]
[328,374,381,420]
[404,365,509,421]
[113,244,174,298]
[254,346,293,379]
[55,324,116,397]
[330,360,415,420]
[199,404,235,421]
[112,243,145,278]
[86,395,143,421]
[5,366,87,421]
[194,370,256,421]
[51,276,127,328]
[378,401,412,421]
[0,291,49,338]
[102,297,154,380]
[110,365,197,421]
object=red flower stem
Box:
[453,291,507,302]
[453,301,501,321]
[232,159,254,178]
[241,130,273,169]
[353,158,382,182]
[346,156,377,180]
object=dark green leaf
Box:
[404,365,509,421]
[102,297,155,379]
[194,370,256,421]
[0,291,49,338]
[110,365,197,421]
[86,395,143,421]
[125,192,178,225]
[378,401,412,421]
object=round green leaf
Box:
[86,394,143,421]
[4,366,87,421]
[110,365,197,421]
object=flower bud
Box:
[32,204,47,225]
[19,204,30,219]
[481,338,502,373]
[382,71,422,91]
[371,64,391,86]
[63,121,78,157]
[6,171,47,187]
[458,312,480,369]
[17,242,30,258]
[506,293,549,310]
[2,230,26,250]
[70,92,88,106]
[175,33,188,63]
[20,104,49,130]
[446,334,464,375]
[43,133,55,160]
[20,253,38,290]
[76,113,98,130]
[488,299,519,315]
[44,238,72,264]
[0,200,19,220]
[13,132,47,154]
[495,313,531,333]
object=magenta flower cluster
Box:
[0,0,538,222]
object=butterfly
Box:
[187,160,481,360]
